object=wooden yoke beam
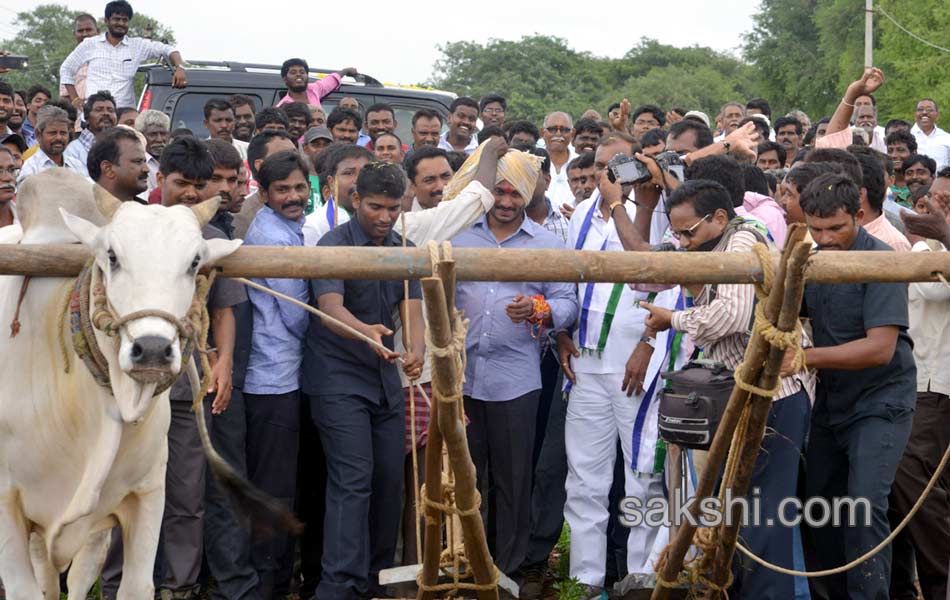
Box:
[3,244,950,284]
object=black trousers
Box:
[465,390,540,577]
[203,388,261,600]
[296,394,327,598]
[888,391,950,600]
[805,409,913,600]
[100,398,211,599]
[308,392,405,600]
[244,390,301,599]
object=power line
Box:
[875,4,950,54]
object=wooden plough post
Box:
[652,224,813,599]
[417,246,499,600]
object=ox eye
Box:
[107,249,118,270]
[190,254,201,272]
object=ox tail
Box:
[186,360,304,537]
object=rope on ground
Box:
[736,429,950,577]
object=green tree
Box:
[873,0,950,128]
[1,3,175,94]
[428,35,757,126]
[429,35,609,124]
[744,0,839,119]
[745,0,950,128]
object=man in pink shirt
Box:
[275,58,359,110]
[854,151,911,251]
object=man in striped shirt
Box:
[641,180,814,599]
[60,0,187,110]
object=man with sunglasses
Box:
[640,179,813,599]
[542,111,579,210]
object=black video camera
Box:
[606,151,686,185]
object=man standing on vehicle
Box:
[276,58,358,110]
[60,0,188,109]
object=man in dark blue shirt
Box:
[789,172,916,600]
[300,161,425,600]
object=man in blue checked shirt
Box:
[452,149,577,576]
[242,150,311,596]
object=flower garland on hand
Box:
[526,294,551,339]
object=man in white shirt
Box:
[59,0,187,109]
[890,172,950,600]
[910,99,950,170]
[405,146,453,210]
[204,98,249,160]
[437,97,479,155]
[557,135,676,598]
[64,90,117,175]
[18,106,87,183]
[543,111,579,209]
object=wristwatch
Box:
[609,200,623,213]
[639,335,657,349]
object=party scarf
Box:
[574,200,626,355]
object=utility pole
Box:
[865,0,874,66]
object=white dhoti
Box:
[564,326,672,585]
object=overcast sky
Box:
[6,0,762,85]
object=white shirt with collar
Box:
[63,139,91,178]
[17,148,89,184]
[232,138,249,160]
[146,153,160,192]
[437,131,478,155]
[911,123,950,171]
[303,180,495,247]
[302,197,351,246]
[548,147,579,208]
[909,240,950,396]
[59,33,178,107]
[567,193,649,374]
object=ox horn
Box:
[93,185,123,221]
[191,196,221,227]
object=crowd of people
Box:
[2,1,950,600]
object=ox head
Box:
[59,187,241,422]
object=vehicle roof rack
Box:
[177,60,383,87]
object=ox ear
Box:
[59,208,101,247]
[191,196,221,228]
[205,238,243,266]
[93,185,122,221]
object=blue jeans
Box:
[731,390,811,599]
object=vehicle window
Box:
[169,92,263,137]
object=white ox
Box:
[0,168,241,598]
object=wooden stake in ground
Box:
[651,224,811,599]
[417,250,498,600]
[706,236,812,597]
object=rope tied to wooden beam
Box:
[733,243,806,397]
